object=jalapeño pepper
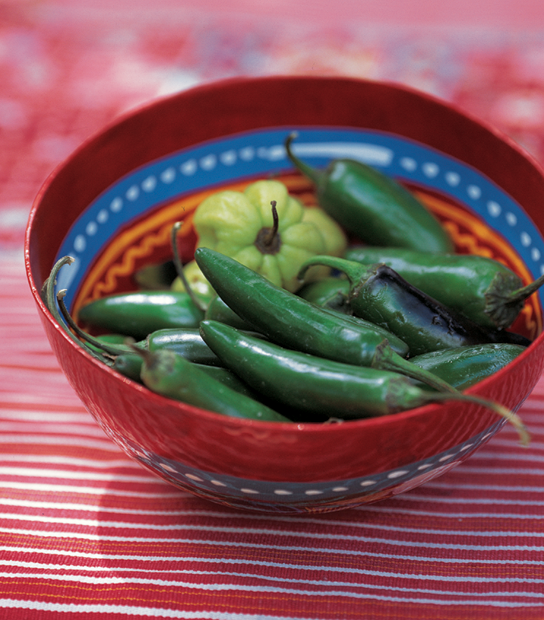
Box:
[298,256,531,356]
[199,321,529,442]
[133,346,289,422]
[194,247,409,366]
[58,293,223,369]
[147,328,222,366]
[409,343,526,390]
[284,133,453,253]
[194,248,463,393]
[199,320,420,417]
[344,245,544,330]
[78,290,205,341]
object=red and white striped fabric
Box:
[2,2,544,618]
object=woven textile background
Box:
[2,1,544,618]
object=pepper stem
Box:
[263,201,279,246]
[504,273,544,307]
[372,340,458,394]
[298,254,366,285]
[254,201,282,255]
[170,221,207,312]
[421,392,530,447]
[42,257,108,364]
[284,132,322,185]
[127,340,162,372]
[57,290,134,357]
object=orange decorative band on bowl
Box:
[52,128,544,337]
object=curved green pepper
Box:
[285,133,453,253]
[199,321,529,442]
[194,248,464,393]
[109,342,260,397]
[298,256,531,356]
[135,347,289,422]
[78,290,205,340]
[194,247,409,366]
[199,320,429,418]
[343,245,544,330]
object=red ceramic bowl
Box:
[25,76,544,514]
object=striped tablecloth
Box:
[2,2,544,617]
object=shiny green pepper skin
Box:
[194,247,409,366]
[112,345,258,396]
[200,321,464,419]
[299,256,531,356]
[78,290,205,340]
[343,246,544,330]
[139,348,289,422]
[147,328,222,366]
[410,343,525,390]
[285,134,453,253]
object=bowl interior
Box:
[50,125,544,339]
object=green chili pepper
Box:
[298,256,531,356]
[132,346,289,422]
[409,343,525,390]
[59,291,230,369]
[204,295,253,330]
[78,290,205,341]
[285,133,454,253]
[343,245,544,331]
[297,277,351,313]
[147,326,268,366]
[88,333,256,395]
[92,338,254,392]
[199,321,529,442]
[192,362,316,422]
[194,248,463,393]
[113,352,144,382]
[199,320,414,417]
[147,327,222,366]
[194,247,408,364]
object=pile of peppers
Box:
[43,133,544,445]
